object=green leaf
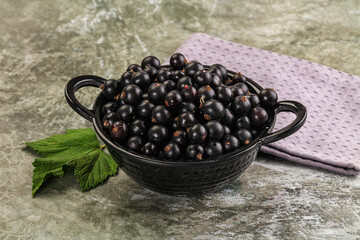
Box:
[26,128,118,196]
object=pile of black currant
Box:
[100,53,278,161]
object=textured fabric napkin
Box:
[169,33,360,175]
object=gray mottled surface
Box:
[1,0,359,239]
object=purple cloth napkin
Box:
[169,33,360,175]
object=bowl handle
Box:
[65,75,106,122]
[260,100,307,144]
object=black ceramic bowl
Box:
[65,66,306,195]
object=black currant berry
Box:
[221,108,235,127]
[137,100,155,119]
[235,116,251,129]
[177,76,193,90]
[156,69,172,82]
[198,85,216,108]
[222,135,240,152]
[223,125,231,136]
[170,53,186,70]
[208,67,222,80]
[204,120,224,140]
[151,105,172,125]
[186,144,204,160]
[164,90,183,110]
[209,74,221,89]
[147,82,167,104]
[141,56,161,70]
[232,96,252,117]
[102,102,119,116]
[185,61,204,78]
[102,79,120,99]
[216,85,233,105]
[233,83,249,93]
[171,120,181,131]
[110,121,128,142]
[144,66,158,81]
[119,71,133,89]
[234,129,253,146]
[117,104,135,122]
[209,64,227,81]
[188,124,207,144]
[202,99,225,121]
[232,72,247,83]
[172,130,188,147]
[259,88,278,107]
[127,136,144,152]
[181,85,197,101]
[205,141,223,157]
[121,84,143,106]
[231,87,245,98]
[246,93,261,107]
[163,80,177,92]
[115,96,125,106]
[142,142,157,156]
[194,70,211,87]
[131,71,151,91]
[127,64,142,72]
[178,111,196,130]
[102,112,118,132]
[180,102,197,114]
[147,125,169,144]
[164,142,181,160]
[250,107,269,128]
[171,70,185,82]
[129,119,147,136]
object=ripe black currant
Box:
[120,84,143,106]
[164,90,183,110]
[232,96,252,117]
[129,119,147,136]
[170,53,186,70]
[177,76,193,90]
[188,124,207,144]
[185,61,204,78]
[110,121,128,142]
[147,82,167,104]
[156,69,172,82]
[102,112,118,132]
[204,120,224,140]
[172,130,188,147]
[209,64,227,81]
[234,129,253,146]
[141,56,161,70]
[198,85,216,108]
[137,100,155,119]
[181,85,197,101]
[250,107,269,128]
[131,71,151,91]
[144,66,158,82]
[222,135,240,152]
[204,141,223,157]
[127,64,142,72]
[223,125,231,136]
[142,142,157,156]
[246,93,261,107]
[163,80,177,92]
[117,104,135,122]
[235,116,251,129]
[186,144,204,160]
[194,70,211,87]
[126,136,144,152]
[216,85,233,105]
[232,72,247,83]
[119,71,133,89]
[164,142,181,160]
[233,82,249,93]
[102,79,120,99]
[178,111,196,130]
[151,105,172,124]
[259,88,278,107]
[147,125,169,144]
[102,102,119,116]
[221,108,235,127]
[209,74,221,89]
[202,99,225,121]
[172,70,185,82]
[180,102,197,114]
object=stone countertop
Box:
[1,0,359,239]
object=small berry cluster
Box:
[100,53,278,161]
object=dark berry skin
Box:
[178,111,196,130]
[102,112,118,132]
[127,64,142,72]
[102,102,119,116]
[250,107,269,128]
[232,96,252,117]
[142,142,157,156]
[216,85,233,105]
[259,88,278,107]
[180,102,197,114]
[205,141,223,157]
[185,61,204,78]
[198,85,216,108]
[141,56,161,70]
[170,53,186,70]
[231,87,245,98]
[115,97,125,106]
[223,125,231,136]
[110,121,128,142]
[163,80,177,92]
[121,84,143,106]
[188,124,207,144]
[232,72,247,83]
[222,135,240,152]
[234,129,253,146]
[177,76,193,90]
[209,64,227,81]
[144,66,158,81]
[233,83,249,93]
[181,85,197,101]
[235,116,251,129]
[131,71,151,91]
[194,70,211,87]
[208,67,222,80]
[209,74,221,89]
[186,144,204,160]
[250,129,258,138]
[164,90,183,110]
[119,71,133,89]
[221,108,235,127]
[137,100,155,119]
[152,105,172,125]
[156,69,172,82]
[117,104,135,122]
[102,79,120,99]
[171,70,185,82]
[126,136,144,152]
[164,142,181,160]
[147,125,169,144]
[204,120,224,140]
[246,93,261,107]
[171,120,181,131]
[129,119,147,136]
[147,83,167,104]
[202,99,225,121]
[172,130,188,146]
